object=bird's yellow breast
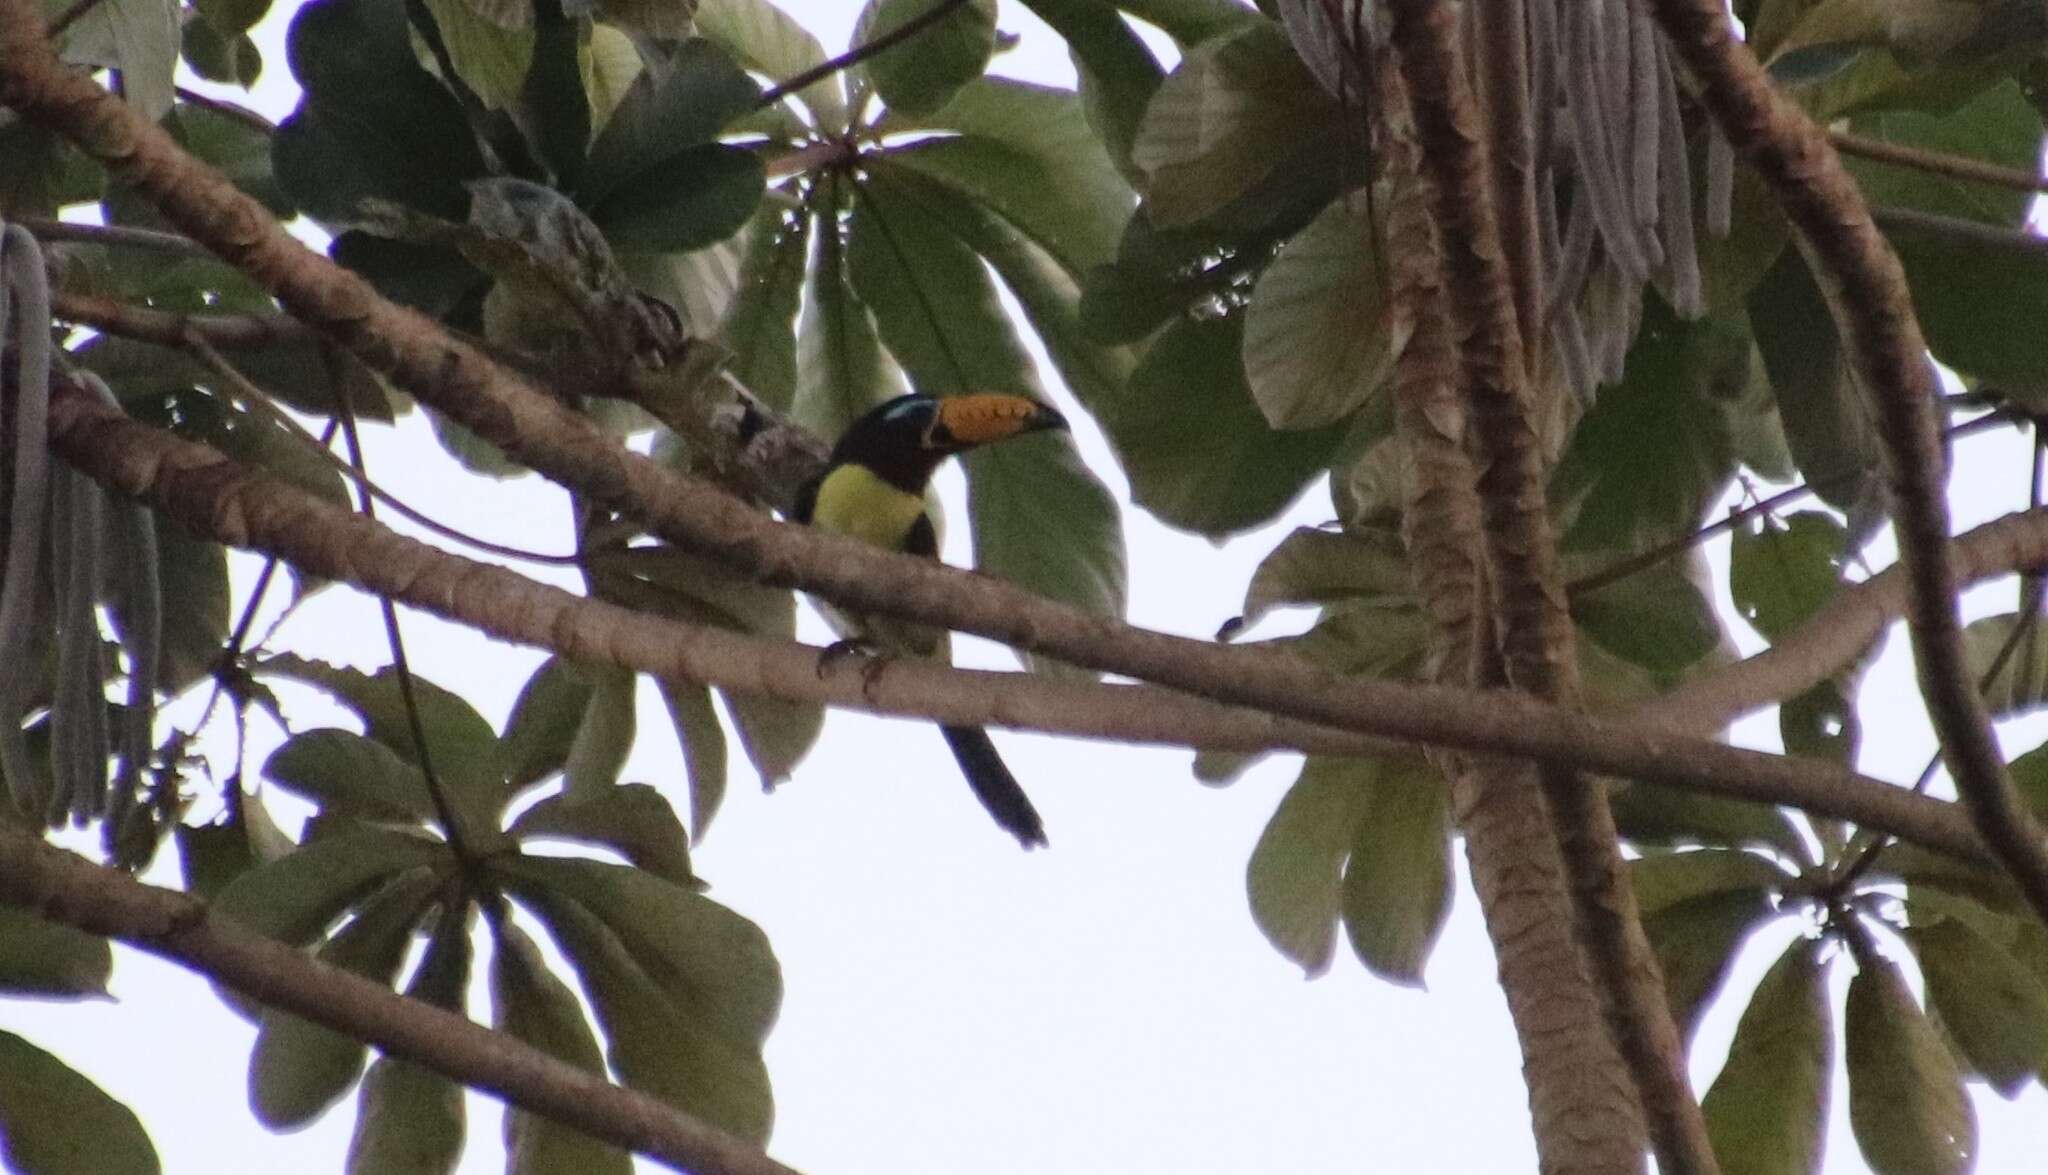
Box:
[807,464,931,551]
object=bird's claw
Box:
[816,638,883,680]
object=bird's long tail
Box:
[940,726,1048,849]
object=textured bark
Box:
[1646,0,2048,928]
[1383,2,1716,1171]
[1376,54,1648,1175]
[42,381,1990,862]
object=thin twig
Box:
[1873,203,2048,255]
[754,0,973,110]
[1831,129,2048,195]
[1649,0,2048,927]
[329,348,478,867]
[55,290,310,349]
[179,336,581,566]
[18,217,212,258]
[172,85,275,132]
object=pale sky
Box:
[8,2,2048,1173]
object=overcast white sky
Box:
[8,2,2048,1172]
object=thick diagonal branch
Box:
[1644,0,2048,924]
[43,381,1989,865]
[0,824,802,1175]
[1383,2,1715,1171]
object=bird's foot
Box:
[816,638,886,681]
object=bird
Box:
[791,391,1068,849]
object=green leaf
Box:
[559,666,636,800]
[518,11,589,185]
[695,0,847,130]
[1554,306,1750,552]
[1701,938,1832,1175]
[1780,677,1861,765]
[590,0,695,38]
[1239,525,1412,631]
[1111,0,1259,45]
[793,176,899,438]
[963,436,1129,662]
[852,161,1134,427]
[1847,81,2040,226]
[1129,22,1342,227]
[255,655,510,824]
[509,783,696,888]
[0,907,111,999]
[879,77,1132,278]
[345,912,472,1175]
[1100,315,1346,537]
[215,828,447,949]
[659,680,731,840]
[263,729,444,826]
[1747,249,1882,518]
[1242,196,1390,430]
[586,144,765,255]
[150,525,230,692]
[1846,943,1978,1175]
[1964,612,2048,720]
[249,869,438,1129]
[171,98,281,215]
[1339,758,1452,987]
[489,922,632,1175]
[1018,0,1165,174]
[1612,783,1810,861]
[1645,888,1778,1046]
[1730,511,1849,643]
[194,0,270,37]
[498,657,595,792]
[717,203,810,413]
[422,0,535,109]
[1694,135,1793,315]
[0,1031,159,1175]
[1630,848,1794,916]
[504,863,776,1141]
[1246,756,1374,977]
[1904,907,2048,1096]
[179,23,264,92]
[852,0,997,117]
[578,38,762,209]
[175,792,295,901]
[272,0,488,225]
[1572,556,1724,680]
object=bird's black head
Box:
[832,393,1068,491]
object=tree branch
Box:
[42,378,1992,865]
[1832,129,2048,195]
[1638,506,2048,735]
[1385,1,1712,1169]
[0,823,804,1175]
[754,0,972,111]
[1645,0,2048,925]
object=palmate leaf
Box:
[577,38,761,209]
[1729,511,1848,644]
[345,909,473,1175]
[846,170,1128,635]
[249,868,439,1129]
[1701,938,1832,1175]
[878,78,1133,279]
[1247,756,1373,977]
[695,0,848,130]
[489,922,632,1175]
[1108,0,1260,46]
[718,202,811,413]
[1017,0,1165,176]
[0,906,112,1000]
[851,0,997,117]
[1129,21,1344,228]
[1338,758,1452,987]
[1747,249,1884,520]
[794,173,900,438]
[500,859,777,1142]
[214,828,448,951]
[1104,315,1347,537]
[1904,907,2048,1096]
[1846,942,1977,1175]
[1242,195,1394,431]
[0,1031,159,1175]
[1644,888,1778,1046]
[510,783,697,889]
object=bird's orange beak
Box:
[936,393,1068,447]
